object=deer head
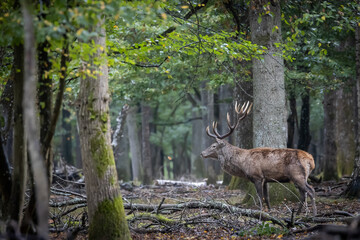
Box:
[201,101,252,158]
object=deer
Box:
[201,101,317,216]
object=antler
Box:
[205,101,253,139]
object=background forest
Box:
[0,0,359,239]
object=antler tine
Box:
[206,125,218,139]
[240,101,249,114]
[212,121,223,138]
[205,101,253,140]
[225,112,235,129]
[234,101,240,113]
[247,102,253,114]
[238,101,253,121]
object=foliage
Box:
[236,221,285,237]
[282,0,358,96]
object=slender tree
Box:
[323,89,338,181]
[141,103,153,184]
[77,17,131,240]
[127,106,142,182]
[21,0,49,237]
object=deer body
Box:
[201,102,317,216]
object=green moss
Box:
[126,212,174,224]
[242,182,300,207]
[227,177,300,207]
[90,131,115,178]
[100,112,108,123]
[110,176,116,186]
[228,176,251,190]
[89,196,131,240]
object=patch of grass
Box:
[236,221,286,237]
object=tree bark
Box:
[287,92,297,148]
[250,0,287,148]
[62,108,73,165]
[127,106,142,182]
[141,103,152,184]
[21,0,49,237]
[77,17,131,240]
[298,89,311,151]
[323,89,339,181]
[9,43,27,225]
[188,93,204,178]
[200,82,218,184]
[112,105,131,181]
[218,84,234,185]
[336,87,356,176]
[345,24,360,197]
[228,73,253,190]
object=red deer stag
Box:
[201,101,316,216]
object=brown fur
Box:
[201,139,317,216]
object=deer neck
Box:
[218,143,247,177]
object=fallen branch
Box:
[299,216,355,224]
[124,200,286,228]
[50,198,87,208]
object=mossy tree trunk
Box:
[244,0,299,208]
[78,17,131,240]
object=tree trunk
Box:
[228,70,253,190]
[323,89,339,181]
[38,39,53,186]
[345,24,360,197]
[0,69,14,227]
[218,84,233,184]
[127,106,142,182]
[246,0,301,207]
[336,87,356,176]
[287,92,297,148]
[298,89,311,151]
[141,103,152,184]
[9,43,27,225]
[189,93,204,178]
[201,82,218,184]
[21,0,49,237]
[62,108,73,165]
[112,105,131,181]
[250,0,287,149]
[77,17,131,240]
[75,118,82,168]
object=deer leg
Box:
[253,180,264,209]
[306,183,317,216]
[295,182,307,215]
[263,181,271,210]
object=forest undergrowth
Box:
[48,173,360,240]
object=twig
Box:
[156,198,166,215]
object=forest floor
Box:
[49,176,360,240]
